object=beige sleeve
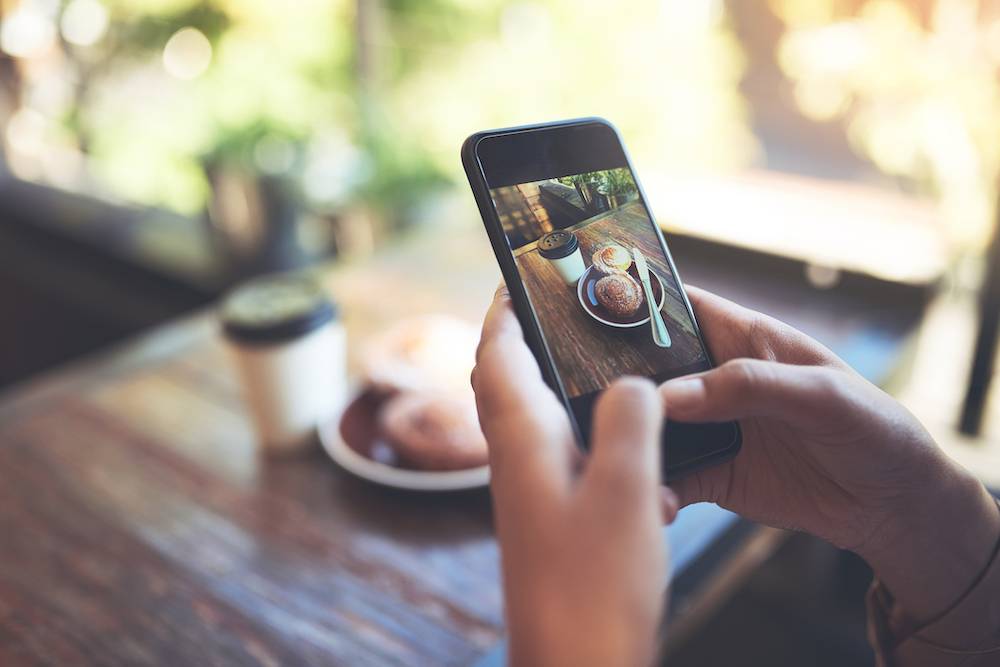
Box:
[866,511,1000,667]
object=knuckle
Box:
[720,358,761,392]
[745,314,767,357]
[747,313,808,363]
[809,366,851,401]
[745,314,779,361]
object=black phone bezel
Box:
[462,117,741,480]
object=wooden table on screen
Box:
[514,201,704,397]
[0,212,927,666]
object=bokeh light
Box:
[774,0,1000,251]
[162,27,213,80]
[60,0,110,47]
[1,6,57,58]
[0,0,996,264]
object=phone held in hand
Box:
[462,117,740,479]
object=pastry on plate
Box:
[591,243,632,275]
[361,315,479,397]
[595,273,643,317]
[378,391,489,471]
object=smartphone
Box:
[462,117,740,479]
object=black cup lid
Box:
[221,273,337,345]
[538,230,579,259]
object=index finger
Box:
[684,284,848,370]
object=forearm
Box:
[858,460,1000,624]
[859,458,1000,664]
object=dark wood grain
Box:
[0,344,502,667]
[515,202,705,397]
[0,221,509,666]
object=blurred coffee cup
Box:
[221,272,347,454]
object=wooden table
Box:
[0,217,511,666]
[0,317,509,666]
[0,212,930,666]
[515,202,705,397]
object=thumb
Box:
[660,358,849,426]
[581,377,663,509]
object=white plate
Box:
[318,407,491,492]
[577,266,667,328]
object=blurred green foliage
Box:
[601,168,636,196]
[46,0,753,227]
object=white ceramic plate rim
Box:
[576,267,667,329]
[319,409,491,491]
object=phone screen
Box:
[471,121,739,471]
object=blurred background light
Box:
[6,107,49,162]
[1,5,57,58]
[254,135,296,175]
[775,0,1000,252]
[500,3,552,47]
[661,0,724,33]
[60,0,109,47]
[0,0,995,270]
[303,133,367,207]
[162,27,212,80]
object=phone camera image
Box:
[490,167,710,410]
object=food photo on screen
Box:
[489,167,711,408]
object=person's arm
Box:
[865,498,1000,666]
[659,287,1000,664]
[473,285,677,666]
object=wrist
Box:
[510,624,652,667]
[508,598,658,667]
[858,457,1000,623]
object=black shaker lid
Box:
[221,272,336,345]
[537,230,579,259]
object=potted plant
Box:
[598,168,637,209]
[571,173,607,212]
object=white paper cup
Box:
[221,273,347,454]
[538,230,585,284]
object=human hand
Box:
[472,287,676,667]
[662,286,1000,623]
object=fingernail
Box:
[661,377,705,407]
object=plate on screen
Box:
[577,264,667,328]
